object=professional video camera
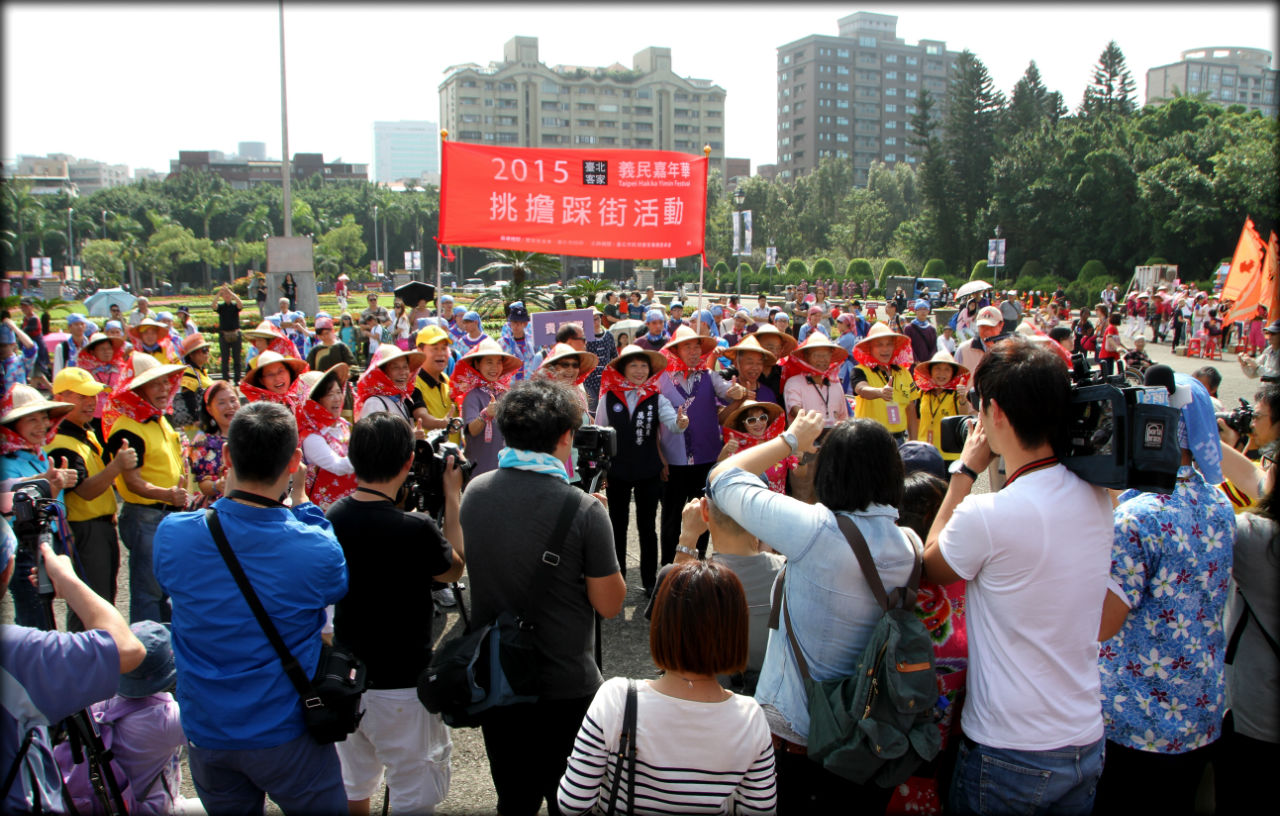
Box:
[573,424,617,494]
[1216,398,1255,440]
[7,480,133,815]
[403,418,476,519]
[939,352,1181,493]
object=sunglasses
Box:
[551,360,581,369]
[743,414,769,425]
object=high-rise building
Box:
[775,11,959,186]
[439,36,726,177]
[238,141,268,161]
[373,120,439,183]
[1146,47,1277,118]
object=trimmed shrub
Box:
[880,259,908,289]
[970,260,989,281]
[1079,259,1109,281]
[1018,259,1043,280]
[922,258,947,278]
[847,258,873,280]
[812,258,836,278]
[785,258,810,277]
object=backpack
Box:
[52,696,168,815]
[772,517,940,788]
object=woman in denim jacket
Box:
[707,410,918,814]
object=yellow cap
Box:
[52,366,107,397]
[416,324,453,347]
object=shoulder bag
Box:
[419,490,589,727]
[206,506,367,744]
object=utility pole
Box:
[278,0,292,237]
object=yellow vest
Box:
[415,370,461,445]
[46,425,117,521]
[180,364,213,393]
[109,415,185,505]
[853,365,913,433]
[916,390,963,461]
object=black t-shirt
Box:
[215,302,242,332]
[326,496,453,689]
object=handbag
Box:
[602,679,638,816]
[419,491,588,726]
[206,506,367,744]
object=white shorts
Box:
[335,688,452,811]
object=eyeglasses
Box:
[1262,453,1275,468]
[743,414,769,425]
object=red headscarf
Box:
[599,365,663,405]
[780,349,843,390]
[240,378,305,411]
[354,365,413,416]
[913,363,972,393]
[296,391,345,440]
[0,388,65,457]
[659,345,716,377]
[250,323,302,360]
[720,413,795,493]
[102,357,184,437]
[450,357,518,444]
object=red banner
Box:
[438,142,707,260]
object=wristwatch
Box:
[675,545,699,557]
[780,431,800,457]
[949,460,979,481]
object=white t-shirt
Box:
[558,677,776,815]
[938,464,1112,751]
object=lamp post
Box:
[373,205,379,276]
[732,187,746,297]
[66,208,74,269]
[100,209,107,240]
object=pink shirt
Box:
[783,374,849,426]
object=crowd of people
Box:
[1,278,1276,816]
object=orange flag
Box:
[1264,230,1280,324]
[1224,217,1268,324]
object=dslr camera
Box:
[403,419,476,518]
[573,425,617,493]
[939,352,1181,493]
[1216,398,1255,440]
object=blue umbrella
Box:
[83,287,138,317]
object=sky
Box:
[4,2,1278,176]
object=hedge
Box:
[922,258,947,278]
[812,258,836,278]
[970,260,989,281]
[785,258,810,277]
[847,258,873,280]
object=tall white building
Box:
[373,120,439,183]
[1146,47,1277,118]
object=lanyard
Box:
[355,486,397,503]
[227,489,285,508]
[1003,456,1058,488]
[921,390,956,427]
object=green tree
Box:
[1079,41,1137,118]
[473,249,560,306]
[79,239,125,283]
[316,214,367,279]
[945,51,1006,270]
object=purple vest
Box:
[658,369,721,466]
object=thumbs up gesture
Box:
[675,403,690,431]
[112,437,139,471]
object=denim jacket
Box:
[707,467,917,740]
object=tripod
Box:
[575,447,612,672]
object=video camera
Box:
[939,352,1181,493]
[573,425,617,493]
[403,418,476,518]
[9,479,58,597]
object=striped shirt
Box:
[558,677,777,815]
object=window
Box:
[885,104,897,112]
[541,100,564,110]
[635,88,652,99]
[836,65,849,75]
[1222,75,1235,86]
[496,115,517,125]
[599,120,617,128]
[541,134,564,145]
[541,117,567,127]
[905,89,917,98]
[636,138,654,147]
[905,105,917,114]
[836,115,849,125]
[837,82,849,91]
[926,45,941,55]
[459,129,481,139]
[635,106,653,115]
[795,100,806,112]
[602,87,616,95]
[859,36,876,47]
[499,81,517,92]
[599,136,616,145]
[461,114,481,123]
[906,73,918,82]
[1222,89,1235,100]
[906,56,918,66]
[634,122,653,132]
[782,55,791,65]
[836,99,849,108]
[780,71,789,82]
[837,48,850,58]
[460,79,477,88]
[460,97,479,105]
[497,132,519,144]
[576,119,595,127]
[885,88,898,96]
[675,92,689,101]
[780,120,791,130]
[884,153,896,161]
[885,54,898,64]
[886,71,897,80]
[575,135,597,144]
[819,64,833,73]
[780,136,791,146]
[836,133,849,142]
[578,86,594,95]
[576,102,595,111]
[884,136,897,145]
[542,79,559,93]
[1189,70,1201,81]
[484,99,494,107]
[885,120,898,129]
[598,103,619,112]
[497,99,518,109]
[781,104,790,113]
[819,47,832,57]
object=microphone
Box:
[1143,364,1177,395]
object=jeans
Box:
[188,732,347,816]
[950,735,1103,816]
[119,502,174,624]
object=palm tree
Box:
[563,278,612,308]
[193,193,227,289]
[470,249,561,317]
[237,204,274,244]
[30,296,71,334]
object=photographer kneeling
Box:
[0,514,145,812]
[326,412,465,815]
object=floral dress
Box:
[188,430,227,507]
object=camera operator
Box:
[1238,319,1280,380]
[1094,373,1236,813]
[1217,384,1280,511]
[326,412,465,815]
[0,515,146,813]
[922,337,1114,814]
[460,378,624,816]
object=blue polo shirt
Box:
[153,498,347,750]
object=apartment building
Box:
[439,36,727,177]
[1146,46,1278,118]
[776,11,959,186]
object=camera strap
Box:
[204,509,323,711]
[355,486,397,503]
[1003,456,1059,488]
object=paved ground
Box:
[3,324,1247,813]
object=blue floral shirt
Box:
[1100,466,1234,754]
